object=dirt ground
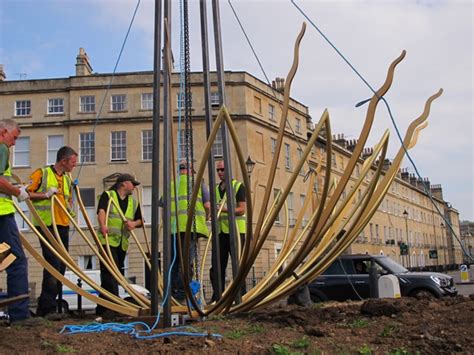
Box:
[1,295,473,354]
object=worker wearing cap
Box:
[170,160,210,301]
[96,173,142,315]
[28,145,77,318]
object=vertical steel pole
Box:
[162,0,172,327]
[211,0,241,304]
[151,0,163,316]
[199,0,222,300]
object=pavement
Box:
[446,269,474,296]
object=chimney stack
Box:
[76,48,93,76]
[0,65,6,81]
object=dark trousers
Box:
[210,233,246,302]
[0,214,29,321]
[36,225,69,316]
[96,245,126,315]
[170,232,198,301]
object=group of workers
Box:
[170,159,247,303]
[0,118,247,324]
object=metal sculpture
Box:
[10,20,442,320]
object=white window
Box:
[295,118,301,133]
[111,94,127,111]
[288,192,295,227]
[142,186,152,224]
[268,104,275,121]
[78,255,98,270]
[13,136,30,167]
[297,148,304,175]
[331,152,337,167]
[178,130,187,159]
[78,188,96,227]
[15,100,31,116]
[47,98,64,114]
[14,200,30,231]
[210,91,220,106]
[47,135,64,165]
[284,143,291,170]
[80,96,95,113]
[141,93,153,110]
[177,92,192,109]
[212,129,223,158]
[300,194,308,227]
[273,188,282,223]
[270,137,277,157]
[111,131,127,161]
[79,132,95,163]
[141,130,153,161]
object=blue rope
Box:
[290,0,469,259]
[60,220,222,339]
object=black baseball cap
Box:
[116,173,140,186]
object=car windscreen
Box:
[377,257,408,273]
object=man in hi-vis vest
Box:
[170,160,210,301]
[0,119,31,325]
[96,173,142,316]
[209,160,247,302]
[28,146,77,318]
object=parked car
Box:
[58,270,150,313]
[308,254,457,302]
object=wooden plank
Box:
[0,294,29,308]
[0,254,16,272]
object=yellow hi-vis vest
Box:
[0,164,15,216]
[216,180,246,234]
[98,190,138,252]
[32,167,72,226]
[170,174,209,237]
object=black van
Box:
[308,254,457,302]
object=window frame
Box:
[80,95,95,113]
[47,98,64,115]
[141,130,153,161]
[110,131,127,162]
[79,132,96,163]
[141,93,153,110]
[47,135,64,165]
[111,94,127,112]
[284,143,291,170]
[13,136,30,167]
[15,100,31,117]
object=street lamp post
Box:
[245,155,256,191]
[440,222,446,271]
[403,209,410,269]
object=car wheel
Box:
[411,289,436,299]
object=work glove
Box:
[17,186,30,202]
[45,187,58,198]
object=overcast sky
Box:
[1,0,472,220]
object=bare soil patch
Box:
[1,295,473,354]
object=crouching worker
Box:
[96,174,142,316]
